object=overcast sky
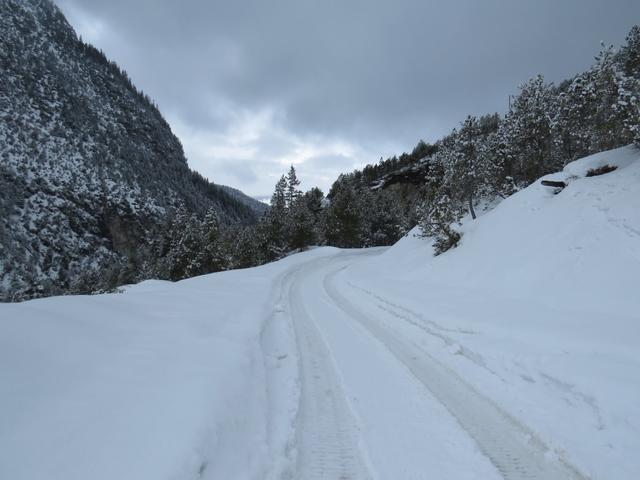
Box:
[56,0,640,199]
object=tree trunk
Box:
[468,195,476,220]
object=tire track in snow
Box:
[346,279,606,433]
[286,260,373,480]
[323,266,587,480]
[259,266,302,480]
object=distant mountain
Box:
[219,185,269,216]
[0,0,259,300]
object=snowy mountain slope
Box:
[219,185,270,216]
[0,0,258,301]
[349,145,640,314]
[1,146,638,480]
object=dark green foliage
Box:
[144,167,327,279]
[324,179,366,248]
[289,196,318,250]
[504,75,558,185]
[148,207,232,281]
[256,167,324,257]
[620,25,640,78]
[417,193,463,255]
[261,176,290,261]
[365,190,408,247]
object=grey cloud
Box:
[56,0,640,196]
[217,160,259,185]
[304,154,357,170]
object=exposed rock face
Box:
[370,160,430,190]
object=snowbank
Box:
[371,145,640,314]
[0,248,337,480]
[342,145,640,479]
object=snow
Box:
[0,249,337,480]
[1,146,639,479]
[340,145,640,479]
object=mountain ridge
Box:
[0,0,261,300]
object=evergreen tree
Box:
[305,187,326,244]
[554,41,640,160]
[620,25,640,77]
[323,178,366,248]
[618,28,640,145]
[305,187,325,218]
[441,116,486,219]
[417,192,463,255]
[504,75,557,186]
[261,175,289,260]
[285,166,302,208]
[589,45,636,151]
[231,226,260,269]
[366,190,407,246]
[151,204,190,280]
[194,208,227,274]
[477,128,515,198]
[170,212,202,280]
[288,196,317,250]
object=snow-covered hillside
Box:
[1,146,638,479]
[342,145,640,479]
[364,145,640,314]
[0,0,259,301]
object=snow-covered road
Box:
[276,251,587,479]
[287,256,373,479]
[2,147,637,480]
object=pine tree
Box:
[617,27,640,145]
[272,175,288,212]
[151,205,190,280]
[620,25,640,75]
[231,226,260,269]
[417,192,463,255]
[174,213,203,280]
[304,187,325,244]
[261,175,289,260]
[504,75,557,186]
[194,208,227,274]
[323,178,365,248]
[285,166,302,208]
[590,45,634,151]
[288,196,317,250]
[554,40,640,160]
[457,115,483,220]
[478,128,517,198]
[366,190,407,246]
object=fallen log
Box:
[541,180,566,188]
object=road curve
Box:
[283,251,586,480]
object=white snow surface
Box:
[1,146,639,479]
[342,145,640,479]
